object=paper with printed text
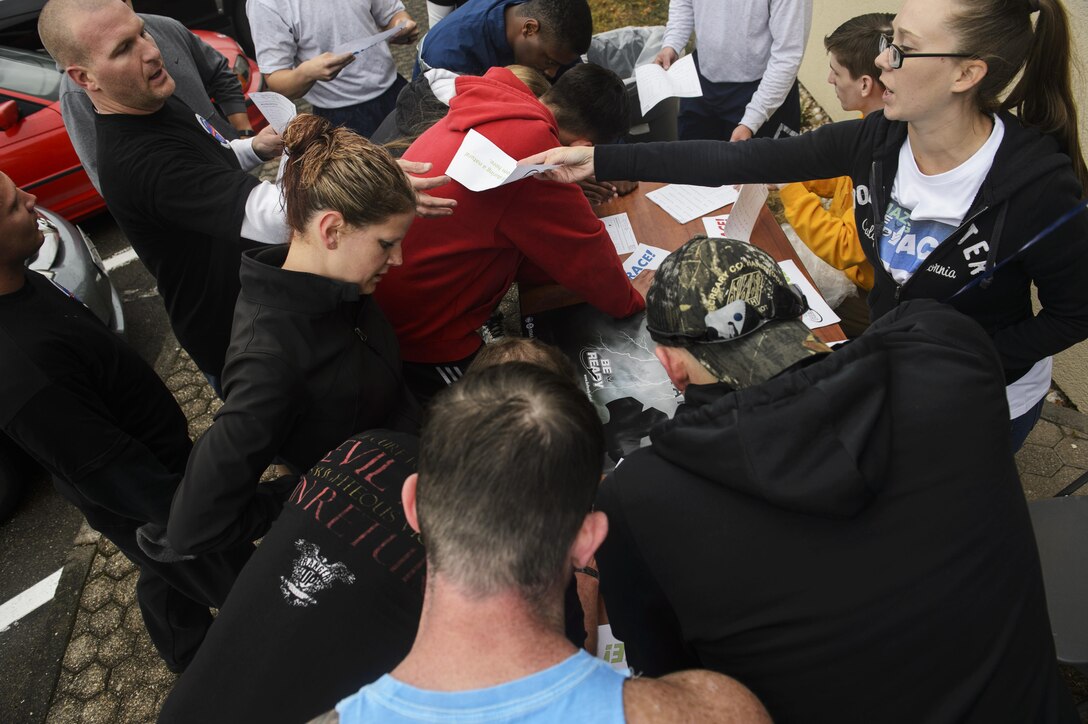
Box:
[778,260,842,330]
[633,53,702,116]
[645,183,740,224]
[446,129,559,192]
[249,92,297,135]
[332,22,407,56]
[701,214,731,239]
[601,213,638,254]
[623,243,671,279]
[720,184,769,242]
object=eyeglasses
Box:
[878,34,973,70]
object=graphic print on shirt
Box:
[280,539,356,607]
[880,200,956,284]
[286,433,427,594]
[194,113,231,148]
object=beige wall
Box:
[798,1,1088,407]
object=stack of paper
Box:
[623,243,671,280]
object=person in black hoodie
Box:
[524,0,1088,450]
[165,115,421,557]
[594,236,1077,723]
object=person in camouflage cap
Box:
[594,237,1077,723]
[646,235,826,388]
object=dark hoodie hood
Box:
[648,299,1001,519]
[445,67,557,138]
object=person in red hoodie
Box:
[373,64,650,401]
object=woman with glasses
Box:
[526,0,1088,450]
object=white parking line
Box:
[0,568,62,633]
[103,247,139,272]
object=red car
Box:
[0,30,264,223]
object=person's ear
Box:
[401,473,420,534]
[858,74,874,98]
[67,66,94,92]
[521,17,539,38]
[952,58,988,95]
[317,210,345,250]
[654,345,692,392]
[569,511,608,568]
[568,138,593,148]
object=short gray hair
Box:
[416,363,604,607]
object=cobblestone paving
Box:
[46,346,218,723]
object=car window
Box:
[0,46,60,101]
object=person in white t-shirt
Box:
[526,0,1088,450]
[248,0,420,137]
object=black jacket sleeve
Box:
[595,119,864,188]
[595,470,699,677]
[991,177,1088,372]
[167,353,300,555]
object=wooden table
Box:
[521,182,847,344]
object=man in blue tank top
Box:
[314,363,769,723]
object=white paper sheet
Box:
[332,22,406,56]
[601,212,638,254]
[645,183,739,224]
[778,260,842,329]
[622,243,671,280]
[445,129,558,192]
[720,184,769,242]
[596,624,630,672]
[633,53,703,116]
[249,91,297,134]
[701,214,730,239]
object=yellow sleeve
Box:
[779,177,874,291]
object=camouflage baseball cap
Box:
[646,236,818,388]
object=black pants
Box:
[95,521,252,672]
[402,351,478,407]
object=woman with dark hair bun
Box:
[165,114,420,557]
[529,0,1088,451]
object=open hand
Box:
[631,269,656,300]
[519,147,596,184]
[397,159,457,217]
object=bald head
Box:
[39,0,121,68]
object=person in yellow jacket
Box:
[780,13,892,336]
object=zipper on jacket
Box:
[354,327,367,342]
[893,204,992,303]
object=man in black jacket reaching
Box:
[595,235,1077,724]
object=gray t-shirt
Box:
[59,13,246,193]
[247,0,403,109]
